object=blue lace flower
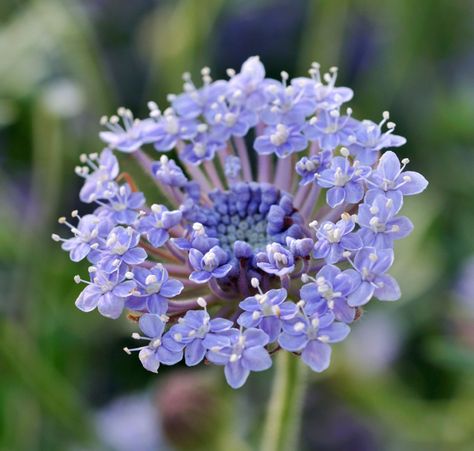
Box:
[348,113,406,164]
[99,108,155,152]
[279,311,350,372]
[54,213,113,263]
[316,155,371,207]
[74,266,136,319]
[124,314,184,373]
[56,56,428,388]
[254,124,308,158]
[98,226,147,273]
[125,264,183,314]
[206,328,272,389]
[98,184,145,224]
[295,151,332,186]
[300,265,356,323]
[304,108,357,151]
[257,243,295,277]
[138,204,182,248]
[151,155,188,187]
[170,305,234,366]
[346,247,400,307]
[188,245,232,283]
[313,215,362,264]
[77,149,119,203]
[357,194,413,248]
[367,150,429,212]
[238,286,297,342]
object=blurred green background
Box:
[1,0,474,450]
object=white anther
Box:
[193,143,206,157]
[318,335,330,343]
[51,233,61,242]
[58,217,66,224]
[340,147,350,157]
[309,220,318,230]
[131,332,141,340]
[382,111,390,120]
[123,347,131,355]
[369,253,378,262]
[197,123,208,133]
[387,121,396,129]
[230,353,239,363]
[197,297,207,308]
[301,273,310,283]
[252,311,261,320]
[151,204,162,214]
[71,210,79,217]
[74,275,81,284]
[226,68,236,77]
[145,275,158,285]
[401,158,410,165]
[270,124,289,146]
[100,115,108,125]
[342,251,352,258]
[294,322,305,332]
[370,206,379,215]
[125,271,134,280]
[341,212,351,221]
[174,333,183,342]
[251,277,260,288]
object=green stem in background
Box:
[261,352,308,451]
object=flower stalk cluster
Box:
[53,57,428,388]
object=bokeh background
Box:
[1,0,474,450]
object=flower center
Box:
[184,182,306,258]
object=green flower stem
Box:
[261,351,308,451]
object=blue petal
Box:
[139,348,160,373]
[224,361,250,389]
[139,314,164,338]
[301,341,331,372]
[347,281,374,307]
[242,347,272,372]
[185,339,206,366]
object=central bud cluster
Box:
[183,182,307,267]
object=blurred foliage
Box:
[0,0,473,450]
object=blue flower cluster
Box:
[54,57,428,388]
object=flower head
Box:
[55,57,428,388]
